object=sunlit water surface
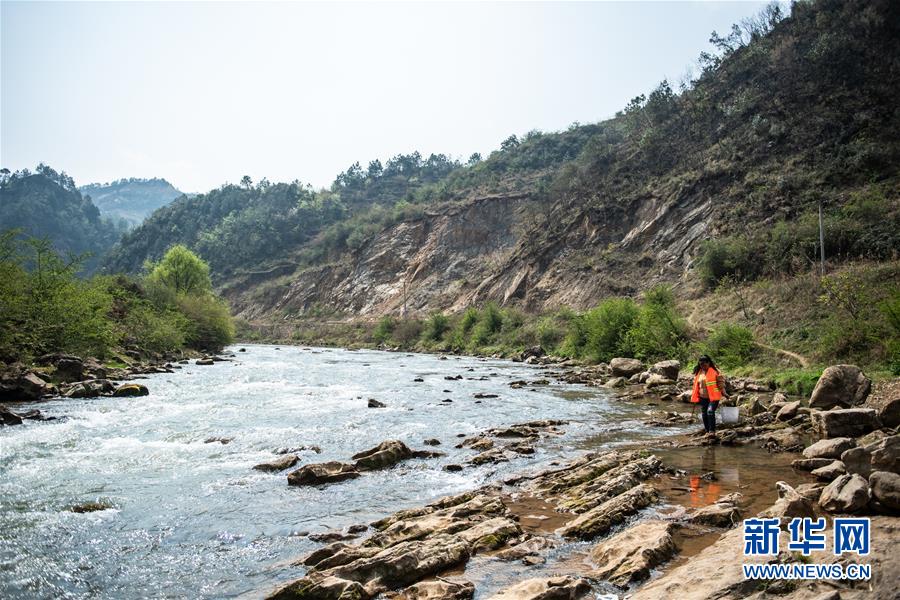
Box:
[0,345,689,599]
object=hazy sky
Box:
[2,1,773,193]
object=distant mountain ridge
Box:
[79,177,185,227]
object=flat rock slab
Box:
[558,483,659,540]
[802,437,856,459]
[387,579,475,600]
[588,519,677,586]
[811,408,880,439]
[254,454,299,472]
[487,576,592,600]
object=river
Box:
[0,344,698,598]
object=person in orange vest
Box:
[690,354,729,434]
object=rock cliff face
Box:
[226,183,714,319]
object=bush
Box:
[567,298,639,362]
[175,294,235,351]
[373,316,395,344]
[702,322,756,368]
[422,312,450,342]
[624,287,688,361]
[471,303,504,347]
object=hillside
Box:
[79,177,185,227]
[107,1,900,360]
[0,165,124,273]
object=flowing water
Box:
[0,345,692,599]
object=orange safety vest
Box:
[691,367,722,403]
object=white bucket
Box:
[718,406,740,424]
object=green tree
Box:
[147,245,212,295]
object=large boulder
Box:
[487,577,591,600]
[819,473,871,513]
[588,520,677,586]
[809,365,871,410]
[609,358,643,377]
[802,437,856,460]
[810,408,880,439]
[869,471,900,512]
[649,360,680,381]
[869,435,900,473]
[64,379,115,398]
[53,357,85,382]
[0,404,24,426]
[791,458,835,472]
[811,460,846,481]
[287,462,361,486]
[841,446,875,478]
[18,372,53,400]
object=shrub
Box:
[702,322,756,368]
[624,287,688,361]
[176,294,235,351]
[391,319,424,346]
[373,316,395,344]
[471,303,504,347]
[578,298,639,362]
[422,312,450,342]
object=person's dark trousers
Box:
[700,398,719,432]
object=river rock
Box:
[519,346,545,362]
[604,377,626,388]
[52,357,84,382]
[869,471,900,511]
[809,365,872,410]
[819,473,871,513]
[644,373,675,388]
[803,437,856,459]
[810,408,880,439]
[367,399,386,408]
[196,358,214,365]
[18,372,53,400]
[776,401,801,421]
[588,519,677,586]
[113,383,149,397]
[869,434,900,473]
[64,379,115,398]
[759,481,816,523]
[457,516,522,552]
[753,427,804,452]
[287,462,361,486]
[0,404,23,425]
[795,482,827,503]
[792,458,835,471]
[610,358,643,377]
[880,397,900,429]
[685,493,743,527]
[747,397,767,416]
[558,483,658,540]
[556,455,663,514]
[487,576,591,600]
[649,360,680,381]
[254,454,299,472]
[495,536,555,561]
[841,446,874,478]
[352,440,414,471]
[811,460,846,481]
[388,579,475,600]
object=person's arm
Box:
[716,373,728,398]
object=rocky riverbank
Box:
[260,357,900,599]
[0,349,241,425]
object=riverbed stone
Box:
[685,493,743,527]
[254,454,299,472]
[287,462,361,486]
[113,383,149,397]
[352,440,413,471]
[610,358,643,377]
[759,481,816,523]
[869,471,900,511]
[811,460,846,481]
[775,401,801,421]
[810,408,880,439]
[367,399,386,408]
[869,434,900,474]
[809,364,872,410]
[803,437,856,460]
[487,576,591,600]
[879,397,900,429]
[649,360,680,381]
[819,473,871,513]
[644,373,675,388]
[791,457,835,472]
[841,446,875,478]
[0,404,23,426]
[558,483,658,540]
[588,519,677,586]
[195,358,215,365]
